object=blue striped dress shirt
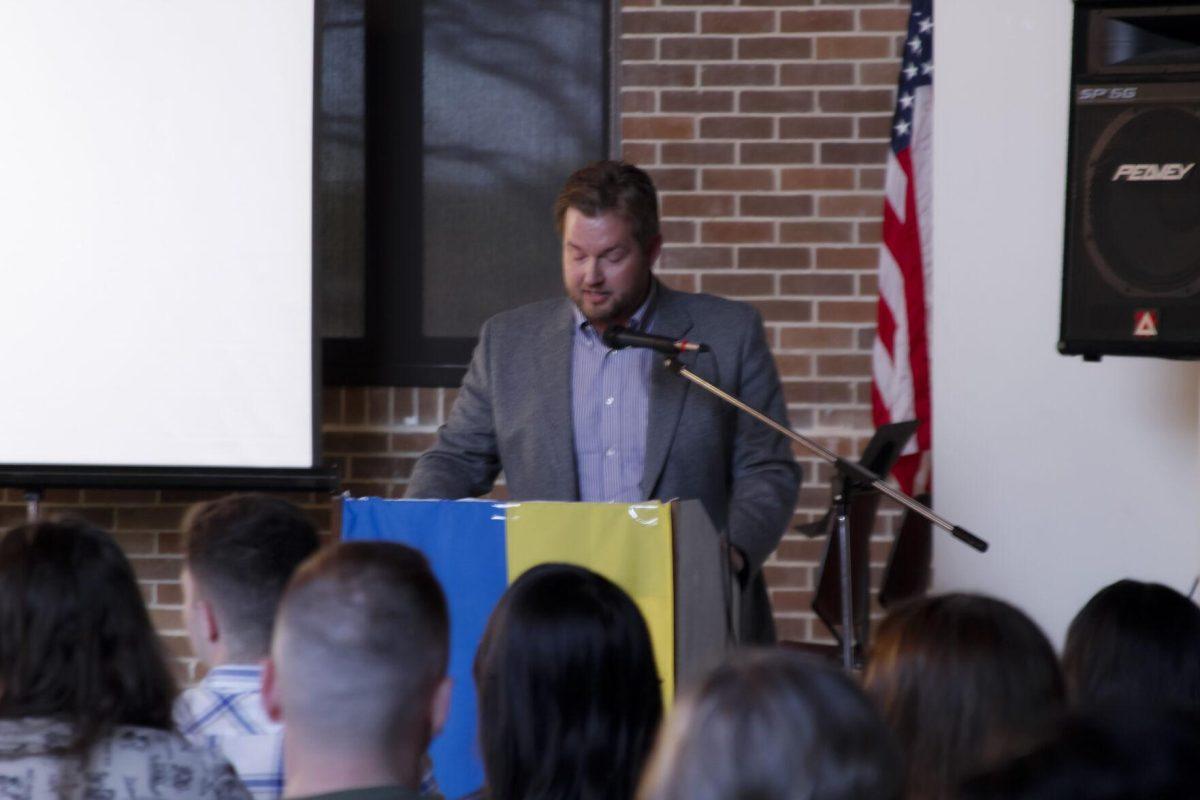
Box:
[571,286,657,502]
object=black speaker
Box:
[1061,2,1200,359]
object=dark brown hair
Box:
[1062,579,1200,714]
[554,160,660,254]
[638,649,901,800]
[474,563,663,800]
[184,493,320,661]
[864,593,1064,800]
[960,709,1200,800]
[0,518,178,752]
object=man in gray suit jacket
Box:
[406,161,800,642]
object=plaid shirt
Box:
[176,664,440,799]
[177,664,285,800]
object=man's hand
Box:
[726,541,746,575]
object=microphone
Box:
[602,325,710,354]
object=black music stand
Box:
[879,492,933,609]
[798,420,917,668]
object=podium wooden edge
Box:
[670,499,735,694]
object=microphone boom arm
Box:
[663,356,987,553]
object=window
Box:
[319,0,615,386]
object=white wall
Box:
[932,0,1200,646]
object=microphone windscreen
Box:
[602,325,627,349]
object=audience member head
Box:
[637,649,902,800]
[264,541,450,796]
[554,160,661,257]
[182,493,320,667]
[960,709,1200,800]
[0,518,177,752]
[1062,579,1200,714]
[864,593,1064,800]
[474,563,663,800]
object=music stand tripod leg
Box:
[834,484,854,671]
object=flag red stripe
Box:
[894,148,931,452]
[876,298,897,359]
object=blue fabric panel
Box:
[342,498,507,799]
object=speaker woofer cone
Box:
[1083,105,1200,297]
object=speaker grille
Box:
[1084,106,1200,296]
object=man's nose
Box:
[582,258,603,284]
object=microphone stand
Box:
[662,356,988,670]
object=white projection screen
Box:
[0,2,325,485]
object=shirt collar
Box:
[571,280,658,336]
[200,663,265,692]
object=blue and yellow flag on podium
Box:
[342,498,674,799]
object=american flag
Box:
[872,0,933,496]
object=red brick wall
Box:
[617,0,908,641]
[0,0,910,677]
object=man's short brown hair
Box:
[554,160,660,254]
[183,494,320,661]
[273,541,450,748]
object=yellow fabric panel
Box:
[505,501,675,703]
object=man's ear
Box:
[646,234,663,269]
[261,656,284,723]
[430,677,452,737]
[201,599,220,644]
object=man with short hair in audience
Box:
[262,541,451,800]
[177,494,322,799]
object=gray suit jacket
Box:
[406,284,801,641]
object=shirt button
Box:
[605,397,614,406]
[606,448,615,457]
